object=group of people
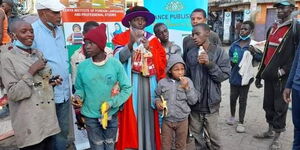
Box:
[227,0,300,150]
[1,0,300,150]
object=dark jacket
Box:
[229,40,250,86]
[257,21,300,81]
[155,55,198,122]
[186,44,231,113]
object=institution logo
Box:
[165,0,184,12]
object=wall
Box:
[254,2,300,41]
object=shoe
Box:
[226,117,235,125]
[253,131,275,139]
[270,139,280,150]
[236,123,245,133]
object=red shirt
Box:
[264,24,290,65]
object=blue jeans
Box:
[292,89,300,150]
[84,114,118,150]
[54,100,70,150]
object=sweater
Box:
[75,57,132,118]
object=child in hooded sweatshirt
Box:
[155,54,198,150]
[73,24,132,150]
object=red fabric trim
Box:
[116,96,138,149]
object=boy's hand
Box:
[28,58,46,75]
[72,95,83,109]
[155,100,164,111]
[111,82,120,97]
[255,78,263,88]
[198,51,209,65]
[49,75,63,86]
[179,77,189,90]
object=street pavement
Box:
[217,80,293,150]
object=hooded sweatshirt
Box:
[155,55,198,122]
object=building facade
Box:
[209,0,300,43]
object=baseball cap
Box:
[36,0,65,12]
[274,0,295,7]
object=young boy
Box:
[153,23,181,60]
[182,8,221,63]
[227,21,256,133]
[155,54,198,150]
[74,24,132,150]
[1,21,62,149]
[70,21,99,84]
[185,23,231,149]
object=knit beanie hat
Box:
[84,23,107,50]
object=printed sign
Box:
[144,0,208,49]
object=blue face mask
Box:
[13,40,32,50]
[239,34,251,41]
[47,22,56,28]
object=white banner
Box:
[244,9,251,21]
[223,11,232,42]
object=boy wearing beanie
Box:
[73,24,132,150]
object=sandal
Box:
[253,131,274,139]
[270,140,280,150]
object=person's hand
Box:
[72,95,83,109]
[49,75,63,86]
[140,37,149,50]
[255,78,263,88]
[179,77,189,90]
[155,100,164,111]
[128,29,137,50]
[283,88,292,103]
[0,94,8,106]
[111,82,120,97]
[198,51,209,65]
[28,58,47,75]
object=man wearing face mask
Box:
[227,21,257,133]
[254,0,300,149]
[31,0,71,150]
